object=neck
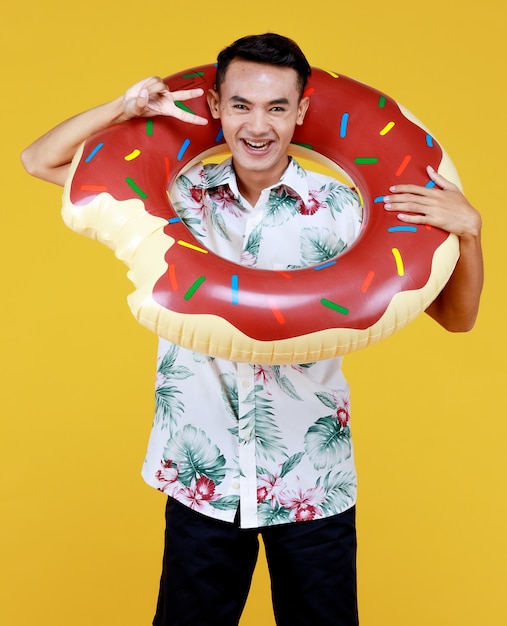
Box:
[233,157,290,206]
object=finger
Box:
[426,165,459,191]
[170,88,205,101]
[171,107,209,125]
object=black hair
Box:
[215,33,311,99]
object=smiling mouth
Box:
[242,139,272,151]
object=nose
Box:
[247,108,270,136]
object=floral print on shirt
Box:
[142,157,362,528]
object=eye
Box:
[233,104,248,111]
[270,106,285,112]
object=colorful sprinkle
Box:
[314,260,337,270]
[303,87,315,98]
[175,101,196,115]
[184,276,205,300]
[177,139,191,161]
[276,271,292,279]
[361,271,375,293]
[339,113,349,139]
[269,299,286,324]
[177,240,208,254]
[378,96,386,108]
[392,248,404,276]
[146,120,154,136]
[182,72,205,79]
[374,196,385,203]
[85,142,104,162]
[168,264,178,290]
[321,298,349,315]
[380,121,395,136]
[168,217,181,224]
[291,141,313,150]
[164,156,171,181]
[325,70,339,78]
[124,149,141,161]
[231,275,239,305]
[216,127,224,142]
[355,157,378,164]
[395,154,412,176]
[426,134,434,147]
[126,177,147,198]
[80,184,107,192]
[388,226,418,233]
[425,180,436,188]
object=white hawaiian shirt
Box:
[142,157,363,529]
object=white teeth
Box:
[244,140,269,149]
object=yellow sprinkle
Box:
[380,122,395,136]
[324,69,339,78]
[392,248,404,276]
[124,149,141,161]
[177,240,208,254]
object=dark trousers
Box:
[153,498,358,626]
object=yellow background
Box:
[1,1,506,624]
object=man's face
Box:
[207,59,309,187]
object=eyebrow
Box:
[229,95,290,106]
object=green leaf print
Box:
[315,391,338,410]
[219,372,238,421]
[258,502,291,526]
[243,223,262,262]
[324,183,361,220]
[164,424,226,487]
[241,386,288,461]
[280,452,304,478]
[203,162,234,188]
[318,470,356,515]
[263,187,299,227]
[209,202,231,241]
[155,385,184,433]
[272,366,303,401]
[300,227,348,266]
[304,416,352,470]
[208,495,240,511]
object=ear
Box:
[296,96,310,126]
[207,88,221,119]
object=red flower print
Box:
[336,408,350,427]
[195,476,216,500]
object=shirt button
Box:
[232,482,240,490]
[242,380,251,388]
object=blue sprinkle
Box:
[231,274,239,305]
[426,134,434,147]
[374,196,385,203]
[168,217,181,224]
[314,260,337,270]
[85,142,104,162]
[425,180,436,188]
[388,226,418,233]
[215,127,224,142]
[177,138,191,161]
[339,113,349,139]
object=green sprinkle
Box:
[354,157,379,164]
[184,276,206,300]
[175,101,195,115]
[146,119,154,136]
[291,141,314,150]
[126,177,147,198]
[321,298,349,315]
[182,72,205,78]
[378,96,386,108]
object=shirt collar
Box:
[202,156,311,206]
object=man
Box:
[21,33,483,626]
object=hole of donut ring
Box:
[167,144,364,269]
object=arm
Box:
[21,76,208,187]
[383,166,483,332]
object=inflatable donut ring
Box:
[62,64,460,364]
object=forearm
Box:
[21,96,126,186]
[425,231,484,331]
